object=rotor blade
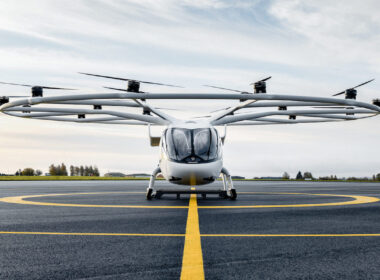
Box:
[203,85,246,93]
[250,76,272,85]
[333,79,374,96]
[0,81,75,90]
[0,81,32,87]
[79,72,131,81]
[210,107,231,113]
[352,79,375,89]
[40,86,76,90]
[103,86,145,93]
[332,91,345,96]
[79,72,182,88]
[156,107,180,111]
[259,76,272,82]
[138,80,183,87]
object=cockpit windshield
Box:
[165,128,219,163]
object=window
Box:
[165,128,219,162]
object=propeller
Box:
[249,76,272,85]
[0,81,76,98]
[79,72,183,88]
[102,87,179,111]
[203,85,248,93]
[250,76,272,94]
[204,76,272,94]
[333,79,374,96]
[0,81,75,90]
[210,107,231,113]
[103,86,145,93]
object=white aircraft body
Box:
[0,74,379,200]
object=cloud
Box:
[269,0,380,66]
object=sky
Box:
[0,0,379,178]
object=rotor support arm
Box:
[3,106,168,125]
[212,109,376,125]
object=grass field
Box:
[0,176,153,181]
[0,176,378,183]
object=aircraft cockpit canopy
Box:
[164,127,220,163]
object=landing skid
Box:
[146,166,237,200]
[154,188,236,200]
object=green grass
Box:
[0,176,155,181]
[0,176,378,183]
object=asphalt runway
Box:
[1,180,380,279]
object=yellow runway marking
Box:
[180,190,204,280]
[0,231,184,237]
[1,231,380,238]
[198,192,379,208]
[0,192,188,209]
[201,233,380,237]
[0,192,378,209]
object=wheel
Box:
[219,191,228,199]
[146,188,153,200]
[229,189,237,200]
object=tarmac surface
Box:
[1,180,380,279]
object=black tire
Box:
[219,191,228,199]
[229,189,237,200]
[146,188,153,200]
[202,194,207,199]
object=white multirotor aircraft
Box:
[0,74,379,200]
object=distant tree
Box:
[319,175,338,181]
[376,174,380,181]
[94,166,100,177]
[74,166,80,176]
[84,166,89,176]
[88,166,94,176]
[80,166,84,176]
[21,168,35,176]
[296,171,303,180]
[282,172,290,180]
[49,164,57,176]
[34,169,42,176]
[15,170,21,176]
[303,172,313,179]
[60,163,68,176]
[70,165,74,176]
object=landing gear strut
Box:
[221,167,237,200]
[146,166,161,200]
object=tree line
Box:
[69,165,100,176]
[4,163,100,176]
[282,171,380,181]
[14,168,43,176]
[49,163,99,176]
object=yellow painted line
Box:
[0,192,188,209]
[201,233,380,237]
[0,192,378,209]
[0,231,184,237]
[180,189,204,280]
[198,192,380,208]
[1,231,379,238]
